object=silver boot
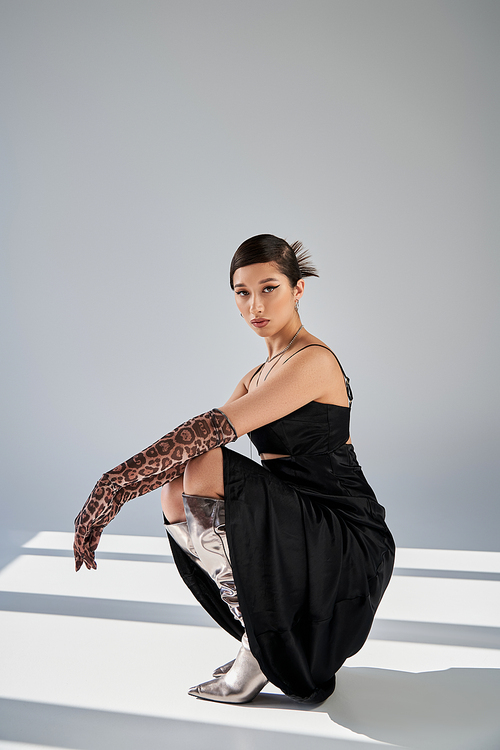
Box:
[164,514,235,679]
[164,520,200,565]
[182,493,268,703]
[212,659,234,678]
[182,493,242,622]
[188,632,268,704]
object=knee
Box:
[161,475,185,524]
[184,450,211,485]
[184,448,223,498]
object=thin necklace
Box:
[256,324,303,386]
[266,324,303,363]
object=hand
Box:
[73,474,125,570]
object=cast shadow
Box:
[255,666,500,750]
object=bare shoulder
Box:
[242,363,264,390]
[223,363,263,405]
[280,334,348,405]
[285,334,341,371]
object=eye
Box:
[263,285,279,293]
[236,290,249,297]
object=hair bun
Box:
[289,241,319,279]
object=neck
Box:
[265,316,303,360]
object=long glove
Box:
[74,409,236,571]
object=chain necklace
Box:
[256,324,304,386]
[266,324,303,363]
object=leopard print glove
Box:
[74,409,236,571]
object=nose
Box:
[250,296,263,316]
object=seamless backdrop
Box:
[1,0,499,551]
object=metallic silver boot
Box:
[188,632,268,704]
[164,515,235,679]
[212,659,234,678]
[182,493,242,622]
[182,493,268,703]
[164,519,200,565]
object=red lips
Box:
[251,318,269,328]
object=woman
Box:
[74,234,395,706]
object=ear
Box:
[294,278,305,301]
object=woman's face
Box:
[233,262,304,337]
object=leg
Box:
[161,475,186,523]
[165,449,233,677]
[183,447,225,499]
[182,450,268,703]
[161,448,225,560]
[161,451,263,697]
[161,449,224,562]
[162,475,203,565]
[161,448,229,583]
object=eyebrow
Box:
[234,277,280,289]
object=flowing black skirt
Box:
[167,443,395,704]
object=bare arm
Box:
[223,364,262,405]
[220,347,340,437]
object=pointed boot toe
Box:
[187,634,267,704]
[188,676,233,702]
[188,673,267,704]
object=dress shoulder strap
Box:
[248,362,265,386]
[282,344,353,404]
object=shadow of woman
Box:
[254,666,500,750]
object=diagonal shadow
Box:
[327,666,500,750]
[0,591,218,627]
[0,697,378,750]
[2,589,499,650]
[393,567,500,582]
[252,667,500,750]
[0,530,36,572]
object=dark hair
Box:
[229,234,319,289]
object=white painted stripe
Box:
[395,547,500,573]
[0,555,199,607]
[23,531,171,556]
[376,575,500,627]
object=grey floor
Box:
[1,531,499,750]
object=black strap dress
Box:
[168,348,395,704]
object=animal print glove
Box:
[74,409,236,571]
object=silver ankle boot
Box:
[182,493,268,703]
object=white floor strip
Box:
[376,575,500,627]
[395,547,500,573]
[0,556,199,606]
[23,531,170,557]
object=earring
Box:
[295,300,299,312]
[240,313,243,317]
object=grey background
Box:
[1,0,498,550]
